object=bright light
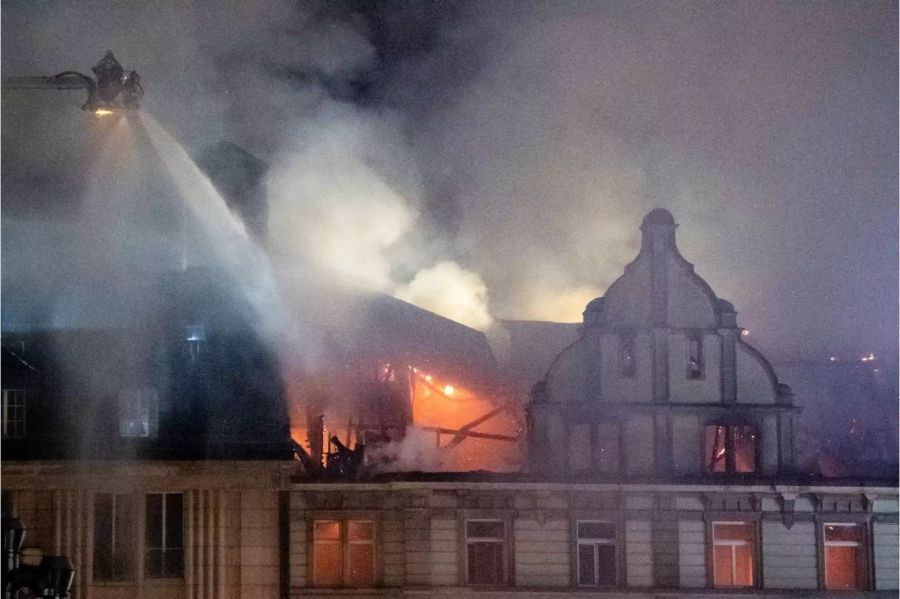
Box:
[425,375,433,383]
[443,385,455,396]
[861,353,875,362]
[740,329,750,337]
[829,356,838,362]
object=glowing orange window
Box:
[824,523,867,590]
[312,520,375,587]
[712,522,756,587]
[704,424,757,474]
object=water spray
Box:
[2,50,142,115]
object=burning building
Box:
[1,96,896,599]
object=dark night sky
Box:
[1,1,897,364]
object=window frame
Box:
[309,517,379,588]
[144,492,184,579]
[93,492,136,582]
[463,517,510,587]
[703,422,760,475]
[818,519,872,591]
[686,334,704,379]
[709,520,759,589]
[619,333,636,378]
[574,519,619,588]
[118,388,159,439]
[1,389,27,439]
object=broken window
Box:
[94,493,135,581]
[704,424,757,474]
[712,521,756,587]
[145,493,183,578]
[465,520,507,585]
[824,523,867,590]
[313,520,376,587]
[1,389,26,439]
[118,388,159,438]
[577,521,617,586]
[619,334,636,377]
[686,335,703,379]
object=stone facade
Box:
[286,480,898,596]
[528,209,797,479]
[2,461,292,599]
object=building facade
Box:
[3,209,897,598]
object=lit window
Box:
[824,523,867,590]
[347,521,375,586]
[465,520,507,585]
[1,389,26,439]
[313,520,375,587]
[594,422,621,474]
[704,424,757,474]
[687,335,703,379]
[118,389,159,438]
[620,335,636,377]
[712,522,756,587]
[577,521,616,586]
[145,493,183,578]
[94,493,135,581]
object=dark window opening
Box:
[1,389,26,439]
[577,521,616,586]
[465,520,506,585]
[594,422,621,475]
[146,493,183,578]
[94,493,135,581]
[705,424,757,474]
[620,335,636,377]
[687,336,703,379]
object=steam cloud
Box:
[2,0,896,355]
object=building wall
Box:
[287,481,898,597]
[760,521,818,589]
[3,461,291,599]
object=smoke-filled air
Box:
[2,1,896,475]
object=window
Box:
[594,422,621,474]
[704,424,757,474]
[312,520,375,587]
[185,324,206,361]
[465,520,507,585]
[2,389,26,438]
[823,523,867,590]
[94,493,135,581]
[619,335,636,377]
[569,424,592,472]
[577,521,616,586]
[687,335,703,379]
[712,522,756,587]
[145,493,183,578]
[118,389,159,438]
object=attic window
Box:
[705,424,757,474]
[1,389,26,439]
[687,335,703,379]
[619,335,636,377]
[118,389,159,438]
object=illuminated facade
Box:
[2,210,896,599]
